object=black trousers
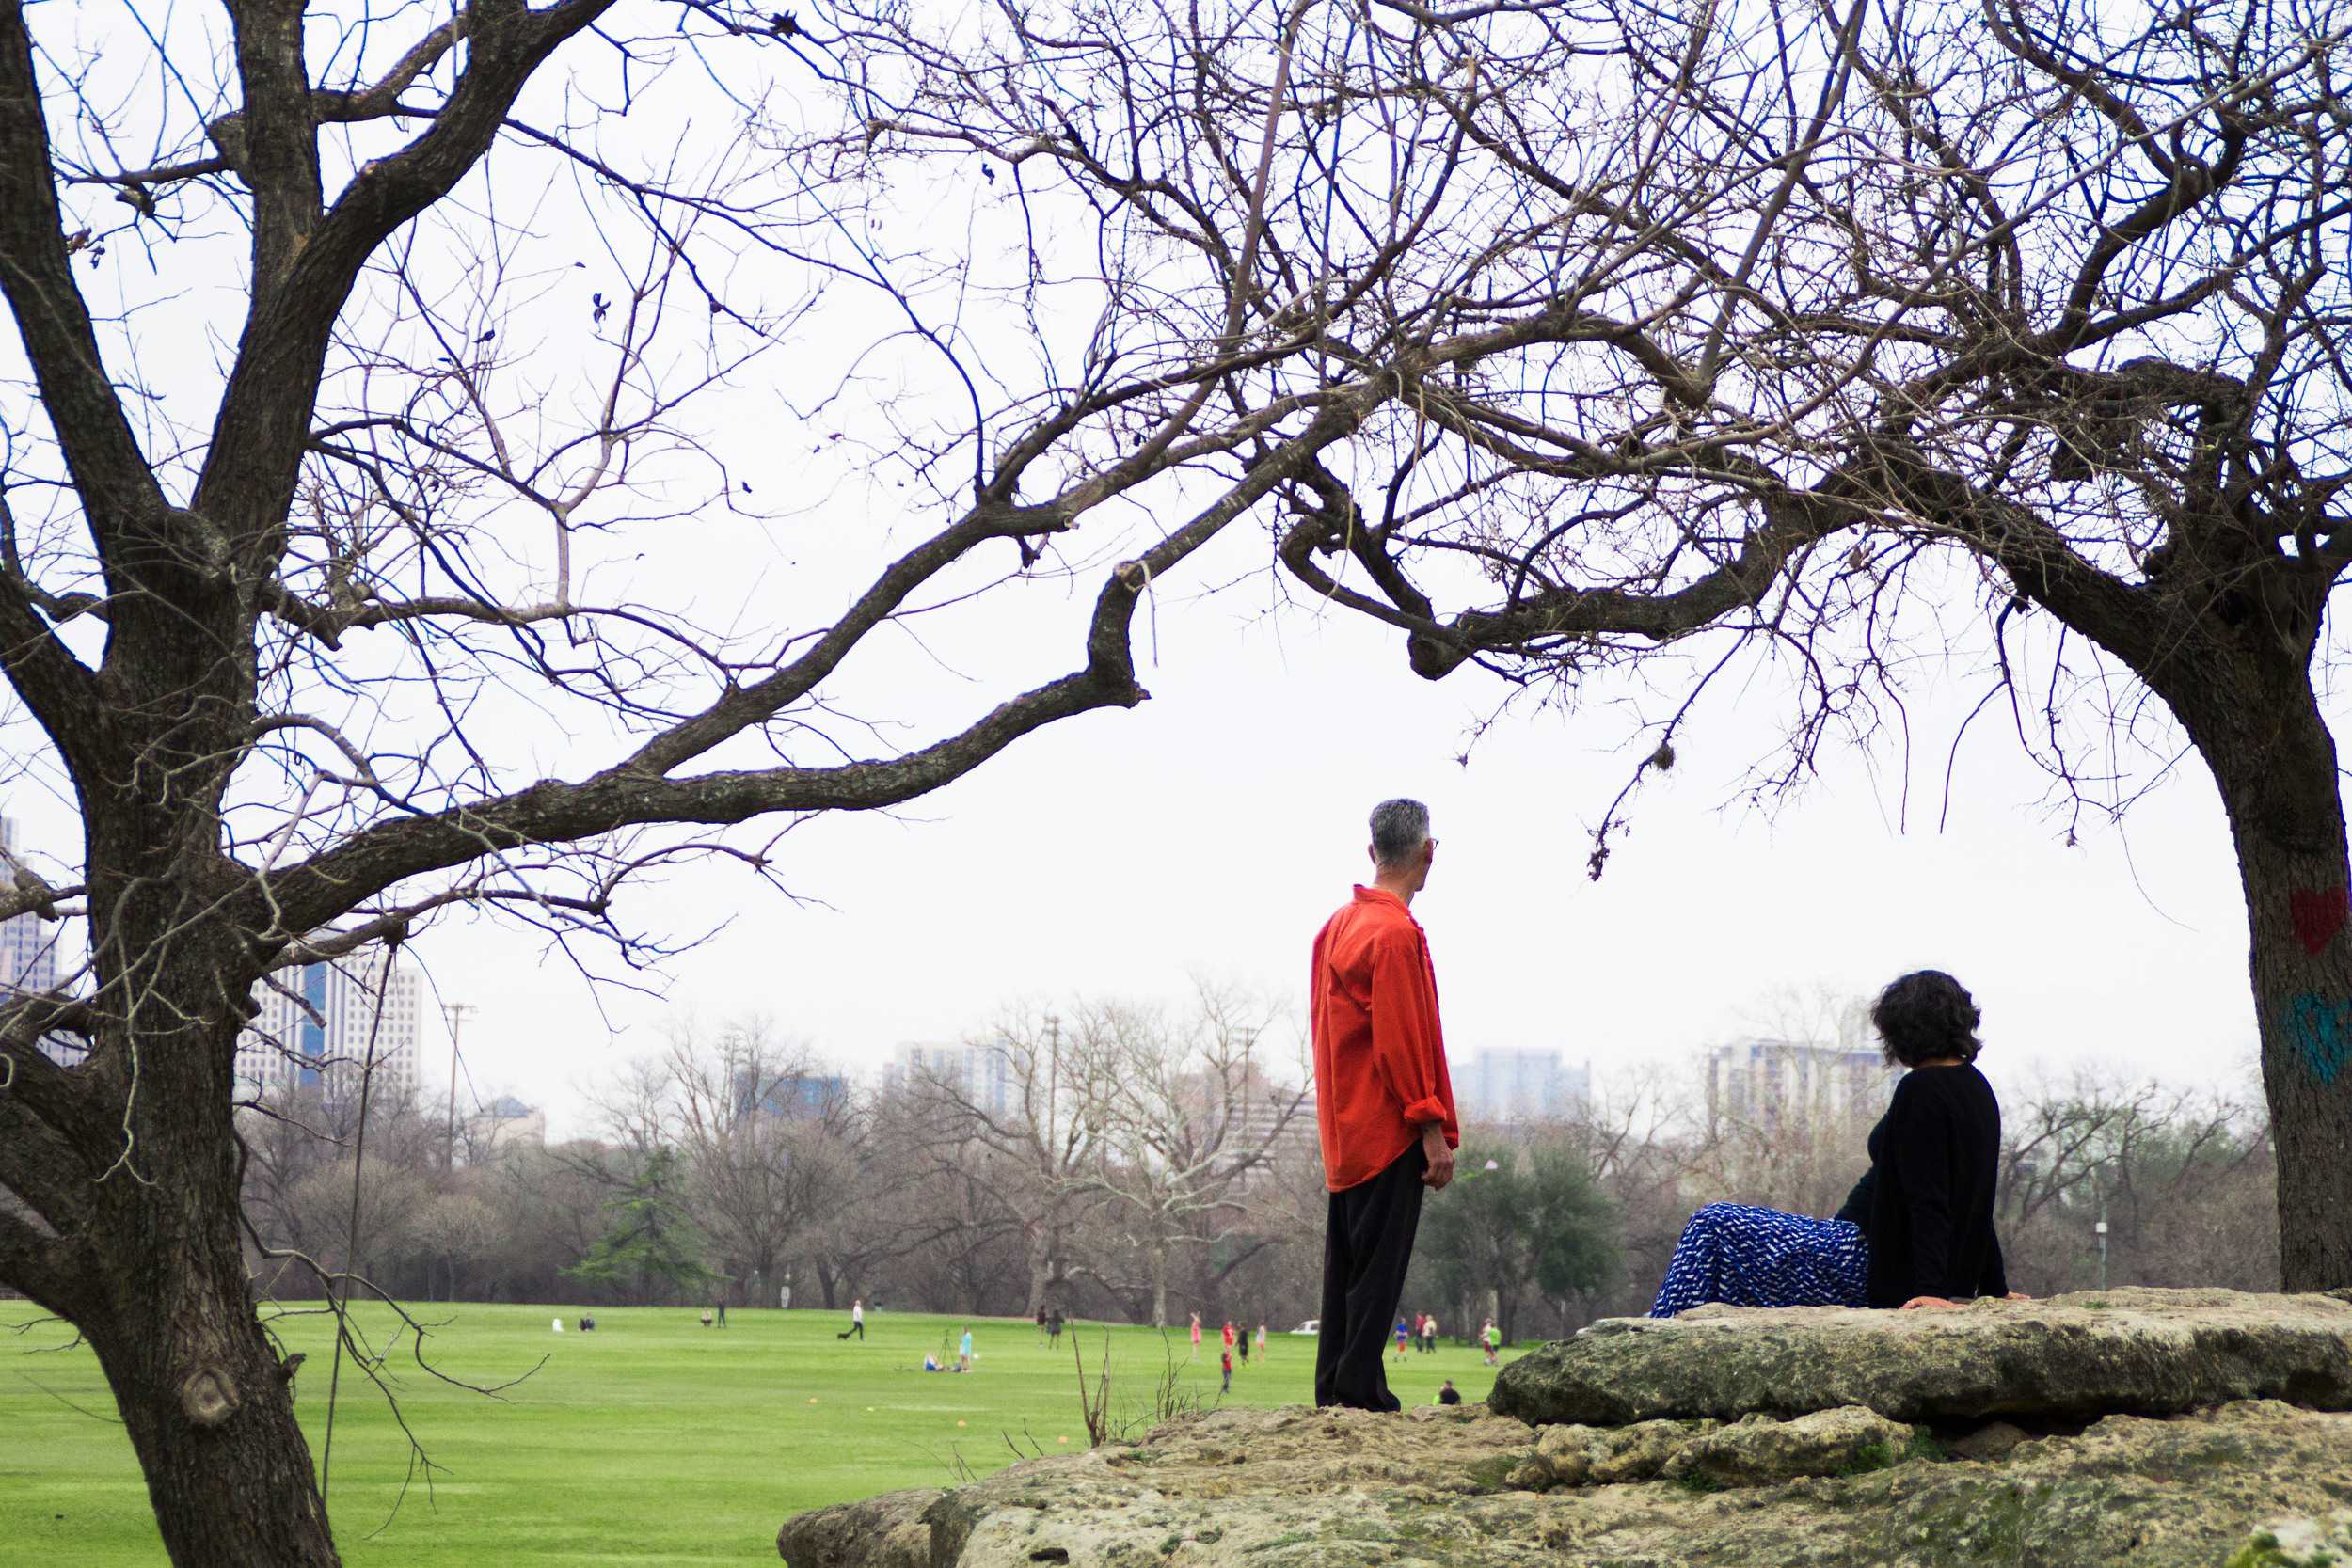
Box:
[1314,1142,1426,1411]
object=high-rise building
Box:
[884,1039,1017,1117]
[1454,1048,1591,1125]
[1,813,72,1065]
[730,1068,850,1123]
[1707,1039,1897,1127]
[0,813,61,1002]
[235,950,424,1103]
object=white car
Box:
[1288,1319,1320,1336]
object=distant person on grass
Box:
[1190,1311,1202,1356]
[1254,1323,1267,1358]
[1220,1347,1232,1394]
[1438,1380,1461,1406]
[837,1298,866,1341]
[1650,971,2026,1317]
[1481,1321,1499,1366]
[959,1327,974,1372]
[1311,798,1459,1412]
[1049,1308,1065,1346]
[1391,1317,1410,1360]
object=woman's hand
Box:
[1899,1295,1959,1311]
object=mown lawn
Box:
[0,1300,1518,1565]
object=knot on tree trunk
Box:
[178,1365,242,1428]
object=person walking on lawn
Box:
[837,1298,866,1341]
[1311,799,1459,1412]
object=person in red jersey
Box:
[1310,798,1459,1411]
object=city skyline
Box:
[235,950,426,1105]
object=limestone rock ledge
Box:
[1490,1287,2352,1426]
[777,1397,2352,1568]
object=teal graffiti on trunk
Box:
[2285,993,2352,1085]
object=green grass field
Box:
[0,1301,1519,1565]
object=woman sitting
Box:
[1651,970,2015,1317]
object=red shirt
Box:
[1310,886,1459,1191]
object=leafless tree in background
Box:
[803,0,2352,1291]
[1996,1067,2278,1293]
[898,1007,1120,1316]
[646,1021,857,1310]
[1072,989,1308,1326]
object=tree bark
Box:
[78,1052,340,1568]
[2191,684,2352,1291]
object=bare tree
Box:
[651,1019,856,1310]
[899,1007,1120,1314]
[807,0,2352,1288]
[1997,1067,2278,1293]
[1074,989,1309,1326]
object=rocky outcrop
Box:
[1489,1288,2352,1426]
[778,1291,2352,1568]
[779,1398,2352,1567]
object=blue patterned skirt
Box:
[1649,1202,1869,1318]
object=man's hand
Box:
[1898,1296,1959,1311]
[1421,1124,1455,1190]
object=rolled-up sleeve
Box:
[1367,928,1450,1131]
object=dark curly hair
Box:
[1870,970,1982,1068]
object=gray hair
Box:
[1369,799,1432,867]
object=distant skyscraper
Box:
[1707,1039,1897,1127]
[0,814,60,996]
[730,1068,849,1123]
[884,1039,1017,1117]
[1,814,70,1063]
[235,950,424,1103]
[1454,1048,1590,1125]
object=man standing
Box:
[1311,799,1458,1412]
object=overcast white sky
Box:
[361,585,2265,1141]
[0,3,2286,1141]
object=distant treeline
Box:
[229,1008,2276,1346]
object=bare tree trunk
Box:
[2195,686,2352,1291]
[77,1016,340,1568]
[1025,1227,1053,1319]
[1148,1243,1169,1329]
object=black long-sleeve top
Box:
[1834,1062,2008,1307]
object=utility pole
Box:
[441,1002,477,1170]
